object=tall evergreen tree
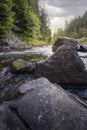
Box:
[40,8,52,43]
[0,0,14,37]
[13,0,41,42]
[64,11,87,39]
[28,0,39,15]
[0,0,52,44]
[12,0,29,34]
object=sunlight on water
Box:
[1,46,87,70]
[0,45,53,56]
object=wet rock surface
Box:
[35,45,87,85]
[52,37,78,52]
[0,78,87,130]
[0,40,87,130]
[0,103,27,130]
[0,67,13,85]
[11,59,36,73]
[52,37,87,53]
[0,66,35,103]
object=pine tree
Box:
[13,0,41,43]
[64,11,87,39]
[40,8,52,43]
[24,7,42,42]
[12,0,29,34]
[28,0,39,15]
[0,0,14,37]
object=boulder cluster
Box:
[0,38,87,130]
[35,38,87,85]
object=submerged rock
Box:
[11,59,36,73]
[35,45,87,86]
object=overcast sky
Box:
[40,0,87,33]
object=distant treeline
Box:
[53,11,87,43]
[0,0,52,44]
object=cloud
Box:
[45,4,65,17]
[39,0,87,32]
[50,16,74,33]
[46,0,87,8]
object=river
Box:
[0,45,53,67]
[0,45,87,102]
[0,45,87,68]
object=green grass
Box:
[81,37,87,44]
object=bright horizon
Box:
[40,0,87,33]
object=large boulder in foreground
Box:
[35,45,87,86]
[0,78,87,130]
[9,78,87,130]
[52,37,78,52]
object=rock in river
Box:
[11,59,36,73]
[52,37,87,53]
[52,37,78,52]
[11,78,87,130]
[35,44,87,86]
[0,78,87,130]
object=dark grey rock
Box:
[10,78,87,130]
[0,67,12,85]
[52,37,78,52]
[35,45,87,86]
[0,103,28,130]
[0,72,34,103]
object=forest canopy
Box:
[53,11,87,44]
[0,0,52,44]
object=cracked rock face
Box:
[8,78,87,130]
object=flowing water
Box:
[0,45,87,102]
[0,45,87,68]
[0,46,53,67]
